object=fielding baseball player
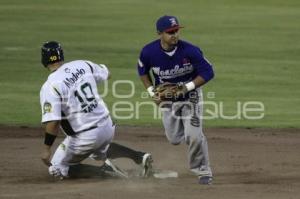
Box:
[137,15,214,184]
[40,41,152,179]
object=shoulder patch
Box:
[43,102,52,114]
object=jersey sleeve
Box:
[40,82,62,123]
[137,48,151,76]
[190,47,214,82]
[85,61,109,83]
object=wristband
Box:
[147,86,155,97]
[185,81,196,91]
[44,132,57,146]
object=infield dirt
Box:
[0,125,299,199]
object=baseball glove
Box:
[153,82,187,101]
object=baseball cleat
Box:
[101,159,128,179]
[198,175,213,185]
[141,153,153,178]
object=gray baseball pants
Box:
[161,88,212,177]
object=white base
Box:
[152,169,178,179]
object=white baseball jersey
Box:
[40,60,110,135]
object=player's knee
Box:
[166,136,183,145]
[165,131,184,145]
[186,134,205,145]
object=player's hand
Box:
[41,146,52,167]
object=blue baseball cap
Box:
[156,15,184,33]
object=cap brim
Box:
[164,26,184,33]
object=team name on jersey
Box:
[63,69,86,88]
[152,64,194,79]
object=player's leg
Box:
[49,136,91,178]
[90,120,150,164]
[50,119,115,178]
[105,142,153,177]
[161,103,185,145]
[90,119,153,177]
[182,89,212,184]
[106,142,148,164]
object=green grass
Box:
[0,0,299,128]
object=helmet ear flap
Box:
[41,41,64,67]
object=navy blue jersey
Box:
[137,40,214,86]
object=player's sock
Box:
[107,142,144,164]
